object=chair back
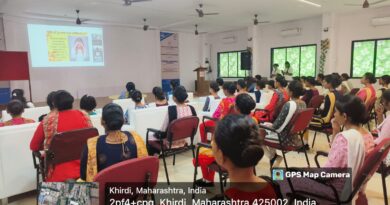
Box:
[46,128,99,166]
[94,156,159,205]
[167,116,199,144]
[365,97,376,112]
[272,100,287,121]
[2,106,50,122]
[289,108,315,135]
[209,99,221,115]
[350,138,390,201]
[350,88,360,95]
[308,95,324,109]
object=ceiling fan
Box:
[75,10,89,25]
[253,14,270,25]
[123,0,152,6]
[143,18,149,31]
[195,4,219,18]
[194,24,207,35]
[345,0,388,8]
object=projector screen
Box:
[27,24,104,67]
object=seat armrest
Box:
[258,124,278,133]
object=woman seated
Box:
[376,75,390,106]
[253,80,280,122]
[125,90,148,123]
[202,82,221,112]
[199,82,236,143]
[301,76,319,106]
[152,87,168,107]
[38,91,57,122]
[80,103,148,182]
[325,95,374,204]
[0,100,35,127]
[195,94,257,187]
[357,72,376,105]
[211,114,277,200]
[254,80,266,103]
[30,90,92,182]
[374,89,390,166]
[11,89,35,108]
[261,80,306,167]
[216,78,225,98]
[147,86,197,155]
[80,95,97,115]
[310,74,342,129]
[119,82,136,99]
[340,73,354,95]
[236,79,248,94]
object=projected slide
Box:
[27,24,104,67]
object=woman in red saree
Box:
[30,90,92,182]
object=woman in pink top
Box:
[326,95,374,205]
[357,72,377,105]
[0,100,35,127]
[374,89,390,166]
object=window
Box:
[351,38,390,78]
[271,44,317,77]
[218,51,249,78]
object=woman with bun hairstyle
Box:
[80,103,148,182]
[152,87,168,107]
[261,80,307,168]
[202,82,221,112]
[324,95,374,204]
[211,115,277,200]
[310,74,342,129]
[131,90,147,109]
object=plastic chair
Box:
[298,138,390,204]
[350,88,360,96]
[94,156,159,205]
[261,108,315,169]
[146,116,199,184]
[364,97,376,131]
[32,127,99,184]
[308,95,324,115]
[254,99,287,123]
[377,162,390,205]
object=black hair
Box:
[341,73,350,81]
[210,82,220,93]
[216,77,224,86]
[382,89,390,104]
[292,76,301,81]
[7,100,24,116]
[80,95,97,112]
[275,76,288,87]
[324,74,342,88]
[235,94,256,115]
[173,86,188,103]
[152,87,165,101]
[305,76,316,86]
[170,80,179,90]
[335,95,368,125]
[256,80,266,89]
[46,91,57,110]
[285,61,291,67]
[53,90,74,111]
[255,75,262,81]
[273,63,279,67]
[126,82,135,93]
[131,90,143,103]
[364,72,377,84]
[237,79,247,89]
[11,89,28,108]
[267,80,276,89]
[288,80,305,98]
[317,73,324,80]
[381,75,390,85]
[223,82,236,95]
[214,114,264,168]
[102,103,124,131]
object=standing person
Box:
[80,95,97,116]
[0,100,35,127]
[30,90,92,182]
[151,87,168,107]
[199,83,236,143]
[357,72,377,105]
[80,103,148,182]
[202,82,221,112]
[301,77,319,106]
[271,64,282,78]
[283,61,293,81]
[340,73,354,95]
[216,77,225,98]
[119,82,136,99]
[11,89,34,108]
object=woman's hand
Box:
[331,118,341,134]
[375,104,385,116]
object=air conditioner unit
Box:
[280,28,302,37]
[222,36,237,44]
[371,16,390,26]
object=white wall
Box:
[178,33,201,91]
[3,15,201,102]
[256,17,322,77]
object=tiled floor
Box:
[5,131,389,205]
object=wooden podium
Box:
[193,67,210,96]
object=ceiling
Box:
[1,0,390,33]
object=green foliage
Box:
[218,51,248,78]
